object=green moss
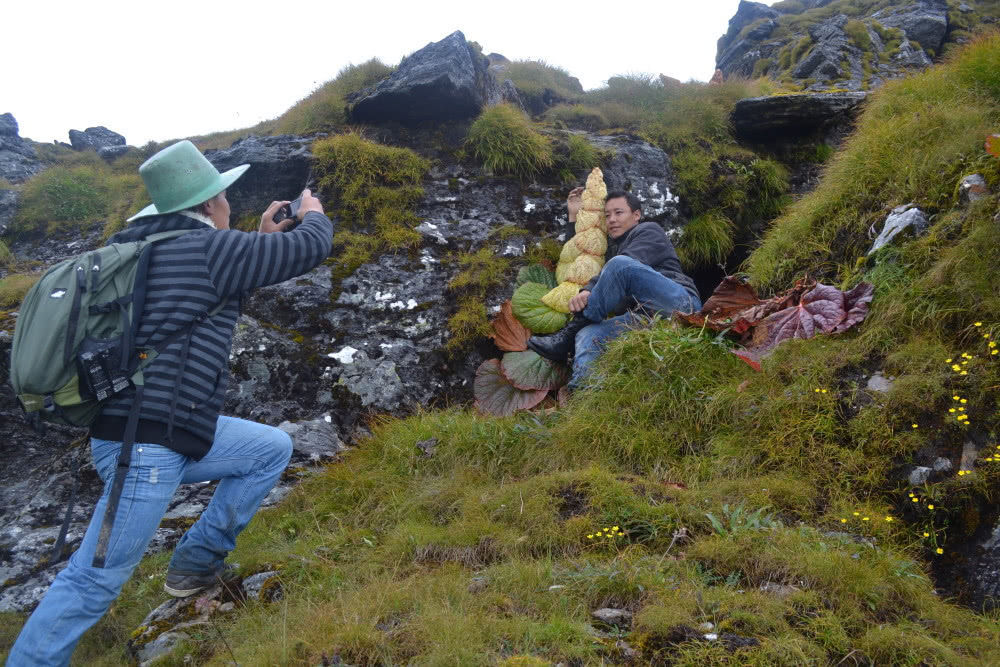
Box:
[312,133,428,282]
[446,298,491,353]
[466,104,554,180]
[448,247,511,296]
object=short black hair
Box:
[605,190,642,216]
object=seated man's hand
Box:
[569,290,590,313]
[567,186,584,222]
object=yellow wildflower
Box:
[975,322,982,327]
[950,408,956,413]
[961,399,967,404]
[885,516,894,522]
[928,505,935,510]
[961,371,969,375]
[821,389,828,393]
[946,358,953,363]
[853,511,861,516]
[953,396,960,401]
[912,423,919,428]
[840,518,847,523]
[912,497,919,502]
[923,532,930,537]
[587,534,594,539]
[992,350,998,355]
[936,547,944,554]
[952,364,961,371]
[862,517,870,521]
[990,342,997,348]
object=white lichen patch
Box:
[375,291,396,302]
[328,346,359,364]
[523,199,536,213]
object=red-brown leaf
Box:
[490,300,530,352]
[986,134,1000,158]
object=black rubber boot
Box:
[527,313,591,362]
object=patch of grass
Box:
[543,104,608,131]
[446,247,512,351]
[503,60,583,113]
[446,298,492,353]
[0,272,38,309]
[280,59,394,135]
[844,18,872,52]
[676,212,735,270]
[554,134,603,184]
[466,104,554,180]
[11,151,147,240]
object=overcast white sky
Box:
[2,0,744,146]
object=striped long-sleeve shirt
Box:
[90,211,333,459]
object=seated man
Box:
[528,189,701,388]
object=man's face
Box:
[605,197,641,239]
[204,191,231,230]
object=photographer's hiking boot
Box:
[527,313,592,363]
[164,564,236,597]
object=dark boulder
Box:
[793,15,852,81]
[204,134,317,221]
[731,92,868,139]
[350,31,504,124]
[717,18,781,78]
[0,113,44,184]
[0,189,19,237]
[67,126,126,156]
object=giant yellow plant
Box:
[542,167,608,312]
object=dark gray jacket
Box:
[91,211,333,459]
[584,221,699,302]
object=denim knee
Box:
[269,427,293,467]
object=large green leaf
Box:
[500,350,569,390]
[512,282,568,334]
[473,358,549,416]
[516,264,557,289]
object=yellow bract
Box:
[574,227,608,256]
[565,254,604,285]
[541,282,582,313]
[559,238,582,264]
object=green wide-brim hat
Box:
[127,140,249,222]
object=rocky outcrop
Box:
[730,91,868,139]
[204,133,318,221]
[68,126,127,160]
[0,113,44,184]
[350,31,514,124]
[715,0,952,91]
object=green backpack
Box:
[10,230,196,426]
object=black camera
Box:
[274,196,303,225]
[77,339,132,401]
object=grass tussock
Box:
[466,104,554,180]
[502,60,582,113]
[0,272,38,309]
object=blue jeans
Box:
[6,416,292,666]
[572,256,701,388]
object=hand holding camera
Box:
[260,189,324,234]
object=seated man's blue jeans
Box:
[6,416,292,667]
[572,255,702,388]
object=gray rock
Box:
[960,440,978,472]
[351,31,503,124]
[866,372,893,393]
[908,466,932,486]
[933,457,953,473]
[242,571,282,601]
[0,112,44,184]
[731,92,868,139]
[0,188,20,236]
[136,631,190,665]
[793,15,852,82]
[97,144,128,160]
[959,174,989,205]
[205,133,317,221]
[868,204,928,254]
[591,607,633,628]
[759,582,799,598]
[716,1,780,72]
[873,0,949,54]
[278,417,345,462]
[68,126,126,153]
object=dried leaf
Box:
[474,358,549,416]
[517,264,557,289]
[512,282,569,333]
[700,277,763,318]
[834,282,875,333]
[987,134,1000,158]
[500,350,570,390]
[490,300,530,352]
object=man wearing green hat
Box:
[7,140,334,665]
